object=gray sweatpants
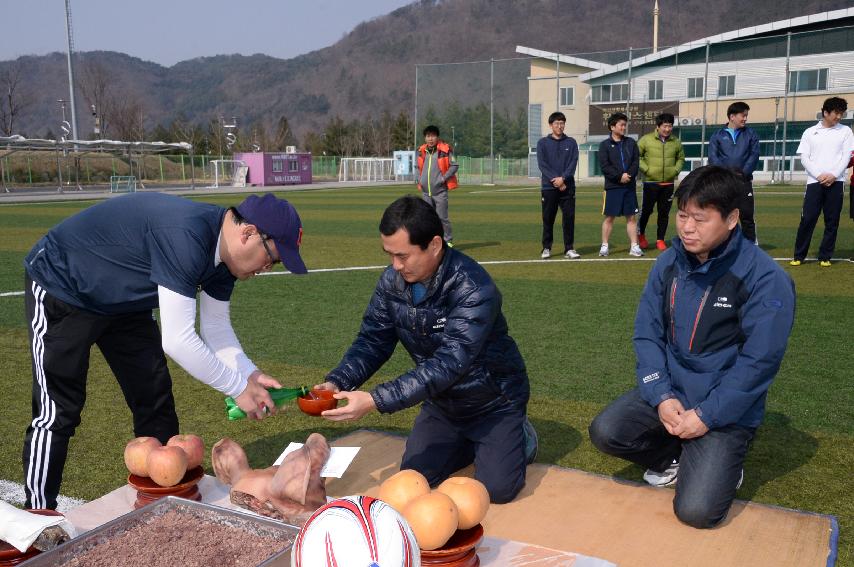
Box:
[422,190,453,242]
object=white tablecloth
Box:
[64,476,615,567]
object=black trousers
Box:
[589,388,754,529]
[738,180,756,242]
[401,402,528,504]
[638,182,674,241]
[793,181,844,262]
[541,189,576,250]
[23,275,178,509]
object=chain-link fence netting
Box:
[417,22,854,185]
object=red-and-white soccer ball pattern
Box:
[292,495,421,567]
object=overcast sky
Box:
[2,0,414,66]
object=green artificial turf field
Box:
[0,183,851,563]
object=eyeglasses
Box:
[259,234,280,266]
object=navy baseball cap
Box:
[236,193,307,274]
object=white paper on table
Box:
[273,443,360,478]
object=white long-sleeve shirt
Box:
[796,121,854,185]
[158,286,257,398]
[156,232,257,398]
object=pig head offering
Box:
[211,433,331,525]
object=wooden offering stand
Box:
[0,509,64,566]
[127,465,204,509]
[420,524,484,567]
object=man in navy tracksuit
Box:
[590,166,795,529]
[598,112,643,257]
[708,101,761,242]
[536,111,580,259]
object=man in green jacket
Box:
[638,113,685,250]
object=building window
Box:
[718,75,735,97]
[560,86,574,106]
[592,83,629,103]
[288,160,299,172]
[272,160,283,173]
[648,80,663,101]
[788,68,828,92]
[528,104,542,149]
[687,77,704,98]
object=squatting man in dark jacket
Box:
[315,195,536,503]
[589,166,795,528]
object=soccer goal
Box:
[338,158,395,182]
[209,159,248,188]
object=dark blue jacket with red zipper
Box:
[634,227,795,429]
[326,247,529,418]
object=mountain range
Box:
[2,0,850,146]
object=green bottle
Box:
[224,386,310,420]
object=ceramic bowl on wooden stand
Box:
[127,465,204,509]
[420,524,483,567]
[0,509,64,566]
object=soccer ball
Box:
[292,495,421,567]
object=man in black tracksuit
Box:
[536,111,580,259]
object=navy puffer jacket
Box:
[326,248,529,418]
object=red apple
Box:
[124,437,162,477]
[146,445,188,487]
[167,434,205,470]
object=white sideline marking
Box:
[2,256,848,295]
[0,479,86,513]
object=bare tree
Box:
[366,112,394,156]
[169,113,203,149]
[111,95,146,141]
[0,59,30,136]
[78,58,116,138]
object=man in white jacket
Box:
[790,97,854,267]
[22,192,306,509]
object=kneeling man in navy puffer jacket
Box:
[589,165,796,528]
[315,195,535,503]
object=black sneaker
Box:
[522,417,538,465]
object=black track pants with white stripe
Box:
[23,275,179,509]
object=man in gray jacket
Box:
[417,125,459,246]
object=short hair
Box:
[423,125,440,137]
[674,165,741,219]
[656,113,675,127]
[822,96,848,115]
[726,101,750,119]
[548,111,567,124]
[607,112,628,130]
[379,195,444,249]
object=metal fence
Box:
[417,22,854,184]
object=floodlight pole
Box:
[781,32,792,183]
[700,42,710,162]
[63,0,80,145]
[490,58,494,185]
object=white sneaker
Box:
[629,244,644,257]
[541,248,551,259]
[643,459,679,487]
[565,249,580,259]
[598,243,609,257]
